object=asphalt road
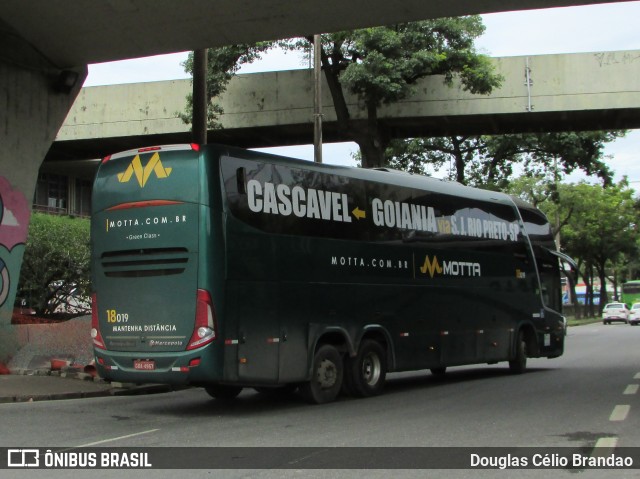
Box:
[2,322,640,478]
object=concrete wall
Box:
[8,317,93,370]
[60,80,191,141]
[0,61,86,361]
[382,50,640,117]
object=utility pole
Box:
[313,34,323,163]
[554,155,561,249]
[192,49,208,145]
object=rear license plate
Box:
[134,359,155,371]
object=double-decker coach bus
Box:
[91,144,567,404]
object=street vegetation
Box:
[15,213,90,320]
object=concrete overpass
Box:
[50,50,640,164]
[0,0,634,338]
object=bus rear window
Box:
[92,145,201,213]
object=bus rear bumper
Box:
[93,345,220,386]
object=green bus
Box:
[621,280,640,308]
[91,144,567,404]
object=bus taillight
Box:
[91,293,107,350]
[187,289,217,350]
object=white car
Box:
[628,303,640,325]
[602,302,630,325]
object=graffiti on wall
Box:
[0,176,30,311]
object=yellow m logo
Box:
[117,153,172,187]
[420,255,442,278]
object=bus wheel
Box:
[204,384,243,400]
[344,340,387,398]
[300,344,344,404]
[509,331,527,374]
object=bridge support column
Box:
[0,61,86,364]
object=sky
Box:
[83,1,640,187]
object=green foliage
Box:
[508,177,640,309]
[16,213,91,316]
[386,136,488,184]
[312,17,499,108]
[520,131,622,185]
[561,180,637,263]
[302,18,501,168]
[386,131,625,187]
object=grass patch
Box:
[567,316,602,327]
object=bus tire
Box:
[509,331,527,374]
[204,384,243,400]
[300,344,344,404]
[344,340,387,398]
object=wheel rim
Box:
[361,352,381,386]
[317,358,338,389]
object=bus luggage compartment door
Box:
[229,281,280,384]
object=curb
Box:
[1,367,179,403]
[9,366,108,382]
[0,384,179,404]
[0,390,113,404]
[0,384,175,404]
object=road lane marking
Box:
[624,384,639,395]
[77,429,160,447]
[634,373,640,380]
[592,437,618,457]
[609,405,630,422]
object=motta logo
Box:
[117,153,172,187]
[420,255,443,278]
[419,254,482,278]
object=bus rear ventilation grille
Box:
[101,248,189,278]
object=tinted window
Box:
[221,157,522,248]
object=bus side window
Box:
[236,167,247,195]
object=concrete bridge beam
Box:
[51,50,640,161]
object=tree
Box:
[386,136,493,185]
[562,180,639,309]
[16,214,91,317]
[182,18,502,167]
[387,130,625,187]
[298,18,502,168]
[519,131,622,187]
[509,177,639,315]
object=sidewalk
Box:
[0,316,176,403]
[0,373,113,403]
[0,371,178,403]
[0,369,178,403]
